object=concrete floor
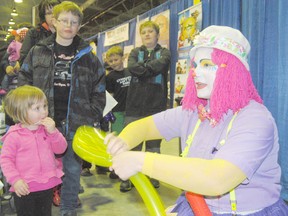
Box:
[1,138,182,216]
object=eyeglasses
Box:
[57,19,79,27]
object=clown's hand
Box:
[13,61,20,73]
[111,151,145,180]
[6,66,15,76]
[104,133,129,156]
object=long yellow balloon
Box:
[72,125,166,216]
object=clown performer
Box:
[104,25,288,215]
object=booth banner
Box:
[151,10,170,48]
[174,3,202,101]
[178,3,202,49]
[104,23,129,47]
[123,45,134,68]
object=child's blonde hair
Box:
[139,21,160,34]
[106,46,124,59]
[4,85,47,125]
[53,1,83,24]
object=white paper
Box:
[103,91,118,117]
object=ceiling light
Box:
[14,0,23,3]
[11,8,18,16]
[9,18,15,25]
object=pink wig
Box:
[182,48,262,123]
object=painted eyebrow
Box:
[200,59,215,65]
[193,58,213,67]
[200,58,212,62]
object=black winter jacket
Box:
[126,44,171,117]
[0,46,9,83]
[18,34,106,135]
[19,23,53,65]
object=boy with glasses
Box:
[18,1,106,216]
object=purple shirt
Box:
[153,100,281,212]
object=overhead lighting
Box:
[11,8,18,16]
[8,18,15,25]
[14,0,23,3]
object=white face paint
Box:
[193,47,218,99]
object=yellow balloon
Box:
[73,125,112,167]
[130,173,166,216]
[73,125,166,216]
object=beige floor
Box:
[1,138,182,216]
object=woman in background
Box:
[19,0,61,65]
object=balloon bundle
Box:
[73,125,211,216]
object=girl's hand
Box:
[13,179,30,197]
[104,133,129,156]
[40,117,56,134]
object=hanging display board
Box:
[104,23,129,47]
[151,10,170,48]
[174,3,202,103]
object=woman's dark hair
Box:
[38,0,61,23]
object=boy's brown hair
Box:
[53,1,83,24]
[106,46,124,59]
[139,20,160,34]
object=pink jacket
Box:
[0,124,67,192]
[7,40,22,62]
